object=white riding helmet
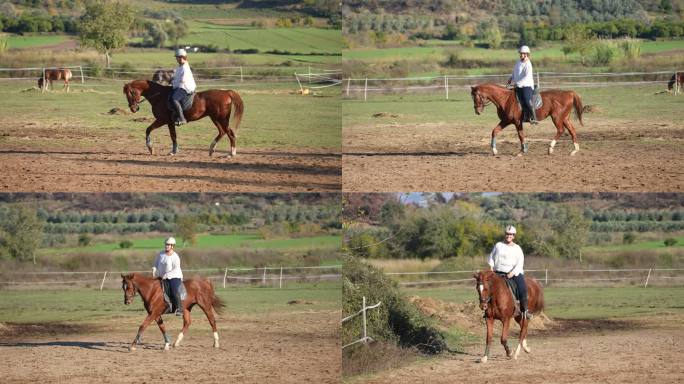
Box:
[519,45,531,54]
[505,225,517,235]
[174,48,187,57]
[165,237,176,246]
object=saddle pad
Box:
[532,91,543,109]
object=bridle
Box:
[122,279,137,304]
[473,91,492,112]
[477,278,493,307]
[126,85,160,112]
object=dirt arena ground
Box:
[0,309,340,383]
[343,117,683,192]
[348,300,683,384]
[0,145,341,192]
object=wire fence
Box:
[0,264,342,290]
[344,70,681,100]
[386,268,684,288]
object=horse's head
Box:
[470,86,488,115]
[121,273,137,305]
[123,83,142,113]
[473,270,494,311]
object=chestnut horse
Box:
[123,80,244,156]
[473,270,544,363]
[121,273,224,351]
[668,72,683,93]
[38,68,72,92]
[470,83,584,156]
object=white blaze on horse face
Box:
[478,284,484,294]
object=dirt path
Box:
[343,118,684,192]
[0,146,341,192]
[0,309,341,383]
[350,315,683,384]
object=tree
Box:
[164,17,188,49]
[78,0,134,68]
[0,206,44,264]
[175,215,198,246]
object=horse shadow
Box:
[0,340,135,353]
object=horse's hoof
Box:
[164,343,170,351]
[129,345,136,352]
[491,148,498,156]
[516,152,524,157]
[570,151,578,156]
[480,356,488,363]
[148,148,154,155]
[548,147,554,155]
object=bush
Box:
[664,238,677,247]
[589,39,619,65]
[343,256,448,357]
[119,239,133,249]
[623,232,636,244]
[78,233,91,247]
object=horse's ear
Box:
[470,86,475,91]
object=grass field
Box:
[0,280,340,323]
[43,234,341,254]
[403,286,684,320]
[6,35,71,49]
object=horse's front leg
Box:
[156,316,171,351]
[490,123,506,156]
[481,316,494,363]
[515,123,528,156]
[130,313,157,352]
[501,317,513,358]
[167,123,178,155]
[145,120,166,155]
[173,308,191,348]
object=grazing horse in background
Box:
[470,83,584,156]
[668,72,683,93]
[123,80,244,156]
[473,270,544,363]
[38,68,72,92]
[121,273,224,351]
[152,69,175,85]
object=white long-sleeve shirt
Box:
[488,241,525,276]
[154,251,183,280]
[511,59,534,88]
[172,62,196,93]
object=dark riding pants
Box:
[515,86,537,123]
[511,273,529,312]
[171,88,188,123]
[166,278,183,311]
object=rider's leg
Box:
[524,87,538,124]
[169,278,183,316]
[171,89,187,125]
[514,273,531,319]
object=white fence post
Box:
[223,267,228,289]
[279,266,283,289]
[364,77,368,102]
[444,75,448,100]
[346,78,351,96]
[99,271,108,291]
[294,73,303,93]
[262,267,267,285]
[240,66,243,82]
[78,65,84,83]
[545,269,548,286]
[644,268,652,288]
[342,296,382,349]
[362,296,367,341]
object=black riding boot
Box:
[172,99,186,126]
[174,291,183,316]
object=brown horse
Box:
[152,69,174,85]
[123,80,244,156]
[473,270,544,363]
[668,72,683,93]
[470,83,584,156]
[38,68,72,92]
[121,273,224,351]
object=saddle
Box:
[168,91,195,111]
[495,272,522,317]
[160,279,187,314]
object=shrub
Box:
[623,232,636,244]
[78,233,92,247]
[589,39,619,65]
[119,239,133,249]
[664,238,677,247]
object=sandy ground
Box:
[343,117,684,192]
[348,299,684,384]
[0,309,341,383]
[0,146,341,192]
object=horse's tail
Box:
[207,279,225,315]
[572,91,584,126]
[227,90,244,132]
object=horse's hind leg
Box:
[156,317,171,351]
[208,117,225,157]
[173,309,191,348]
[515,317,531,359]
[515,123,528,156]
[564,119,580,156]
[201,305,220,348]
[548,117,565,155]
[167,123,179,155]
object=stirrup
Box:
[175,308,183,316]
[523,310,533,320]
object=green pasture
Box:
[5,35,70,49]
[343,84,682,130]
[344,39,684,64]
[118,0,311,20]
[403,286,684,320]
[43,234,341,254]
[186,20,341,55]
[0,280,340,324]
[0,79,340,151]
[583,236,684,254]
